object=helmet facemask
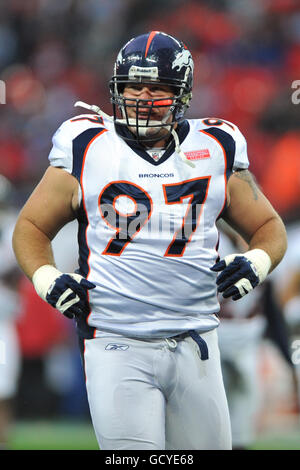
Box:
[110,77,191,144]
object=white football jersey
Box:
[48,114,249,338]
[0,209,20,321]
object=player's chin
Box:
[129,122,170,141]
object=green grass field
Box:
[7,419,300,450]
[10,420,99,450]
[250,430,300,450]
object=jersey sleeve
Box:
[199,118,250,171]
[219,119,249,170]
[48,120,73,173]
[231,124,249,170]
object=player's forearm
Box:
[12,217,55,280]
[248,215,287,272]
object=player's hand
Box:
[210,249,271,301]
[32,265,96,318]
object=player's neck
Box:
[143,123,178,150]
[144,139,168,150]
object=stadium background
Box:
[0,0,300,449]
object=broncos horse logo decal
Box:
[172,49,194,72]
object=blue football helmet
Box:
[109,31,194,143]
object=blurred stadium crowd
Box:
[0,0,300,449]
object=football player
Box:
[12,32,287,450]
[0,176,21,449]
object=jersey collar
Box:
[115,120,190,166]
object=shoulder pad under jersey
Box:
[192,117,249,170]
[48,113,109,173]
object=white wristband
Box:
[32,264,62,301]
[244,249,272,283]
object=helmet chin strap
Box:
[74,101,195,168]
[171,129,195,168]
[74,101,113,121]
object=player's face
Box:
[122,83,175,143]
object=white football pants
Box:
[82,328,232,450]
